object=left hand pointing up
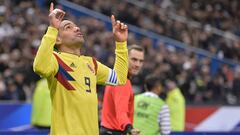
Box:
[111,15,128,42]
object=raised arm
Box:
[33,3,65,78]
[111,15,128,85]
[95,15,128,85]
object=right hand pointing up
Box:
[49,2,65,29]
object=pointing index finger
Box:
[111,15,116,26]
[49,2,54,13]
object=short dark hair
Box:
[128,44,144,53]
[144,75,161,91]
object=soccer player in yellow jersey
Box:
[33,3,129,135]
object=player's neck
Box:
[152,89,160,95]
[59,46,81,56]
[127,73,133,79]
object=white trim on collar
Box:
[143,92,159,98]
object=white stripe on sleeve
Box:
[106,69,118,85]
[158,105,171,135]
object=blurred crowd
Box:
[0,0,48,102]
[0,0,239,105]
[70,0,240,62]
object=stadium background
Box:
[0,0,240,134]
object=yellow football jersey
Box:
[33,27,128,135]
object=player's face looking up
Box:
[128,49,144,76]
[56,20,84,49]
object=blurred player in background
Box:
[31,78,51,131]
[166,79,185,131]
[134,75,171,135]
[100,45,144,135]
[33,3,129,135]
